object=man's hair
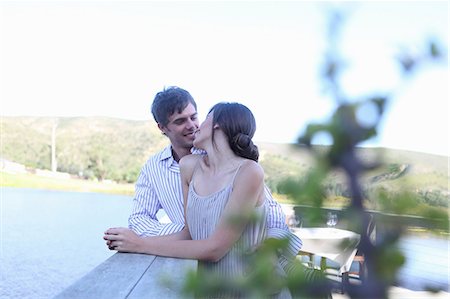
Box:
[151,86,197,126]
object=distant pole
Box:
[51,119,58,172]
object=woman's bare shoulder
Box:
[232,160,265,205]
[179,154,203,170]
[239,160,264,181]
[242,159,263,172]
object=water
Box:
[1,187,132,299]
[397,234,449,291]
[1,188,448,298]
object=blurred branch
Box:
[285,5,447,298]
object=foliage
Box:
[274,7,447,298]
[259,153,307,193]
[182,238,331,299]
[177,6,449,299]
[1,119,52,169]
[183,239,289,298]
[1,117,168,183]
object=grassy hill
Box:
[1,116,448,213]
[1,116,169,182]
[258,142,448,209]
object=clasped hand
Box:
[103,227,141,253]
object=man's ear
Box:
[157,123,166,135]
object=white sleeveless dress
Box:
[186,164,291,298]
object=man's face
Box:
[159,103,199,150]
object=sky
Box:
[0,1,448,156]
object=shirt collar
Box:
[160,145,175,163]
[191,147,206,155]
[160,145,206,165]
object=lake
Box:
[0,187,448,298]
[1,187,130,299]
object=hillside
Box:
[263,142,447,209]
[258,142,448,177]
[1,116,169,182]
[1,116,448,211]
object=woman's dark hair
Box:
[209,102,259,162]
[151,86,197,126]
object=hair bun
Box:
[231,133,259,162]
[233,133,251,150]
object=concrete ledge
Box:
[54,253,197,299]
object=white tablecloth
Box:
[291,227,360,274]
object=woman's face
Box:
[193,111,214,149]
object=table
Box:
[290,227,360,274]
[54,253,198,299]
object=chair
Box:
[347,214,376,282]
[322,214,376,293]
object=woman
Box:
[104,102,291,298]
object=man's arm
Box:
[264,185,303,270]
[128,165,184,236]
[107,159,267,262]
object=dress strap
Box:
[230,161,246,188]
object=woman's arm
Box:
[205,161,265,260]
[104,159,264,262]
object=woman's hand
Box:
[103,227,142,253]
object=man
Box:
[127,86,302,271]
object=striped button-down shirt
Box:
[128,145,302,262]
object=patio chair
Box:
[347,214,376,282]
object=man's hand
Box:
[103,227,142,253]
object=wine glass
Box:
[326,212,338,228]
